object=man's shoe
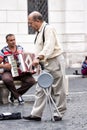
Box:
[23,115,41,121]
[10,96,14,103]
[54,116,62,121]
[18,96,24,105]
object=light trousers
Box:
[31,54,66,117]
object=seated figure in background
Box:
[0,34,36,105]
[81,56,87,76]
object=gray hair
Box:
[29,11,43,22]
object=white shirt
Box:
[35,21,63,60]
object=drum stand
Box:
[37,72,62,121]
[43,87,62,121]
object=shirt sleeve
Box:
[0,49,4,59]
[17,45,24,53]
[82,62,87,68]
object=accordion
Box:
[7,53,36,77]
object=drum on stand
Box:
[37,72,62,121]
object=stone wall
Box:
[49,0,86,67]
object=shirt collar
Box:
[38,21,47,33]
[5,45,17,53]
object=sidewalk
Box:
[0,68,87,130]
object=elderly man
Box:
[23,11,66,121]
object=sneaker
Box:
[18,96,24,105]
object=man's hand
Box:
[3,63,11,70]
[32,59,39,67]
[32,55,44,67]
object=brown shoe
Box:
[23,115,41,121]
[54,116,62,121]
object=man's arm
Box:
[0,58,11,70]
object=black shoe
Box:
[23,115,41,121]
[18,96,24,105]
[10,96,14,103]
[54,116,62,121]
